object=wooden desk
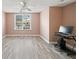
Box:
[55,32,76,49]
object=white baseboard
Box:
[2,35,7,39]
[40,35,57,44]
[6,34,40,37]
[49,42,57,44]
[40,35,49,44]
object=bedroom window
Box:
[14,14,32,30]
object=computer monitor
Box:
[59,25,73,34]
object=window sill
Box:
[14,29,32,31]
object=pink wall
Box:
[40,7,62,43]
[49,3,76,46]
[40,7,49,42]
[62,3,76,45]
[49,7,62,42]
[62,3,76,32]
[2,12,6,37]
[6,13,40,35]
[49,3,76,43]
[40,2,76,44]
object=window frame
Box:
[14,13,32,30]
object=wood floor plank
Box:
[2,36,71,59]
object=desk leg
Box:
[58,37,66,50]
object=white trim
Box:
[14,13,16,30]
[2,35,7,39]
[49,42,57,44]
[40,35,49,44]
[6,34,40,37]
[40,35,57,44]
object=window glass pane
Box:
[16,15,22,21]
[16,25,22,29]
[16,15,22,29]
[15,14,31,30]
[22,14,31,29]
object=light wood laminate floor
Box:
[2,36,71,59]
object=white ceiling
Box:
[3,0,76,13]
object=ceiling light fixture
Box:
[19,0,32,13]
[20,1,24,6]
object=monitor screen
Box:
[59,26,73,34]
